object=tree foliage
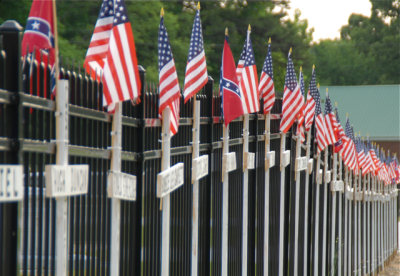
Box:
[0,0,313,92]
[311,0,400,85]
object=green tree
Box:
[311,0,400,85]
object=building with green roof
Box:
[320,85,400,156]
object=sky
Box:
[287,0,372,41]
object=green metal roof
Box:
[319,85,400,141]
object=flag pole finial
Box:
[317,83,320,89]
[289,47,292,54]
[346,112,349,118]
[248,24,251,31]
[268,37,271,44]
[312,64,315,70]
[197,2,200,10]
[160,7,164,17]
[300,66,302,72]
[225,27,228,36]
[334,101,338,107]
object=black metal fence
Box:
[0,20,398,276]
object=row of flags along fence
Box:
[0,0,399,275]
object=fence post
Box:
[191,95,200,276]
[242,113,249,276]
[160,107,171,276]
[303,130,312,276]
[264,112,272,275]
[109,102,123,276]
[221,123,229,276]
[54,79,70,276]
[0,20,23,276]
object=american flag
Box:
[389,156,397,184]
[296,68,305,142]
[304,67,316,132]
[158,12,181,136]
[84,0,141,109]
[367,139,378,174]
[310,83,328,153]
[22,0,56,95]
[183,7,208,103]
[341,119,358,172]
[236,37,247,83]
[333,108,345,153]
[259,41,275,114]
[355,136,366,169]
[369,143,380,175]
[362,141,374,176]
[238,28,259,114]
[324,92,337,145]
[279,50,303,133]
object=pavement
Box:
[378,253,400,276]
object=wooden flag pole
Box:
[330,150,338,275]
[302,129,312,276]
[191,97,200,276]
[344,166,349,276]
[110,102,123,276]
[293,114,302,275]
[321,147,329,275]
[242,112,249,276]
[52,1,68,276]
[278,130,286,276]
[338,154,343,276]
[313,151,321,276]
[160,106,171,276]
[263,111,271,275]
[221,122,229,276]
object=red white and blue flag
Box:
[158,12,181,136]
[259,41,275,114]
[324,92,337,145]
[22,0,56,95]
[333,108,345,153]
[355,136,366,170]
[84,0,141,110]
[238,28,259,114]
[296,68,306,142]
[220,32,244,126]
[183,8,208,103]
[310,84,328,153]
[279,50,303,133]
[342,120,358,173]
[304,67,316,132]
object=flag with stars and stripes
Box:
[310,83,328,153]
[304,68,316,132]
[355,136,366,169]
[341,119,358,173]
[324,93,337,145]
[367,139,378,175]
[220,33,244,126]
[362,141,374,176]
[259,41,275,114]
[333,108,345,153]
[183,8,208,103]
[22,0,56,95]
[279,51,303,133]
[158,13,181,136]
[238,28,259,114]
[84,0,141,110]
[296,68,306,142]
[236,37,247,83]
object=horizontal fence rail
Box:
[0,20,399,276]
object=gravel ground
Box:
[378,253,400,276]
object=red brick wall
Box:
[372,140,400,157]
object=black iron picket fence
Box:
[0,20,397,276]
